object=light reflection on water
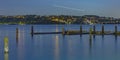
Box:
[0,24,120,60]
[54,25,60,60]
[4,53,8,60]
[17,29,25,60]
[54,34,59,60]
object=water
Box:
[0,24,120,60]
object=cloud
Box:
[53,5,85,12]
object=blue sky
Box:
[0,0,120,17]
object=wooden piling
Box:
[89,27,92,40]
[31,24,120,35]
[115,25,117,35]
[16,28,19,41]
[89,27,93,34]
[80,25,82,34]
[93,25,96,34]
[4,37,9,53]
[102,25,104,34]
[89,27,92,49]
[62,27,65,35]
[31,26,34,35]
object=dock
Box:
[30,25,120,35]
[33,32,62,34]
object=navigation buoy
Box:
[4,36,9,53]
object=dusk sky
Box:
[0,0,120,17]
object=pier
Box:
[31,25,120,35]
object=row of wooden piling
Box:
[62,25,120,35]
[30,25,120,35]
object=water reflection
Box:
[16,28,19,44]
[115,35,117,44]
[4,53,8,60]
[102,35,104,40]
[54,35,59,60]
[54,25,60,60]
[93,35,96,43]
[17,28,25,60]
[93,35,95,39]
[67,37,72,60]
[89,35,92,55]
[101,35,104,49]
[115,35,118,54]
[80,35,83,42]
[16,28,25,45]
[4,37,9,60]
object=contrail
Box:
[53,5,85,12]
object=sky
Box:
[0,0,120,17]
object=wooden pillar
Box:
[89,27,93,34]
[31,26,34,35]
[89,27,92,49]
[80,25,82,35]
[102,25,104,34]
[16,28,19,41]
[89,27,92,40]
[93,25,96,34]
[93,25,96,38]
[4,36,9,53]
[115,25,117,35]
[62,27,65,35]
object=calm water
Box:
[0,24,120,60]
